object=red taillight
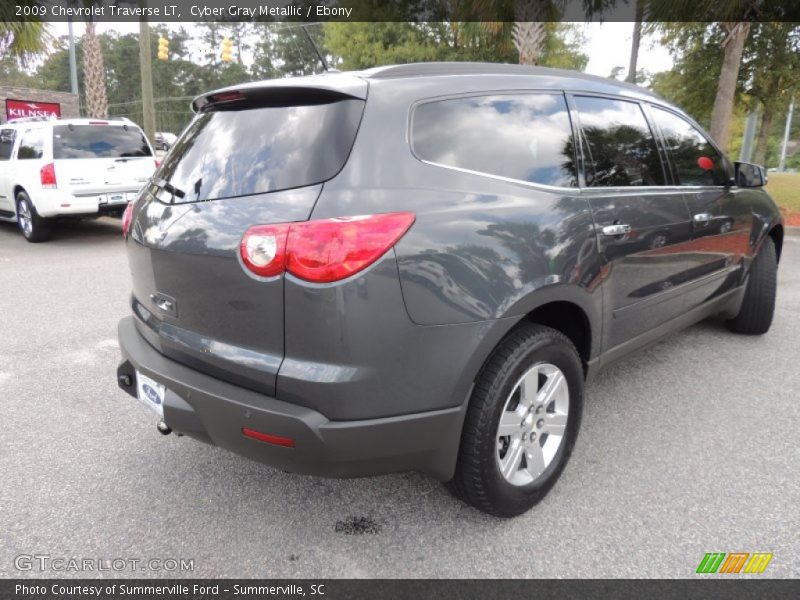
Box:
[154,159,160,168]
[40,163,57,188]
[242,427,295,448]
[121,202,134,237]
[239,212,415,283]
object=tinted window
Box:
[412,94,578,187]
[53,125,152,159]
[650,107,726,186]
[155,99,364,203]
[17,128,44,160]
[574,96,665,187]
[0,129,15,160]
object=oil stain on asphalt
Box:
[335,516,381,535]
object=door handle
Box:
[693,213,712,224]
[601,223,631,236]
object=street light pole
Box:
[67,17,79,97]
[778,96,795,172]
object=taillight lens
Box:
[40,163,57,188]
[239,224,290,277]
[121,202,134,237]
[154,159,161,168]
[239,212,415,283]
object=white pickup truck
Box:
[0,117,156,242]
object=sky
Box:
[49,21,675,79]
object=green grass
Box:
[766,172,800,213]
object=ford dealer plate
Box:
[135,371,165,418]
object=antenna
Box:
[301,25,329,72]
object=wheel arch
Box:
[768,224,783,264]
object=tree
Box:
[646,1,763,149]
[0,4,50,65]
[741,23,800,165]
[82,21,108,118]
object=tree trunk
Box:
[512,22,546,65]
[709,22,750,150]
[626,1,643,84]
[753,102,775,166]
[512,1,550,65]
[82,21,108,118]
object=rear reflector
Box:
[121,202,134,237]
[242,427,295,448]
[240,212,415,283]
[40,163,57,188]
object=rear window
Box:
[53,124,152,159]
[153,98,364,203]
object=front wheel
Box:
[727,237,777,335]
[447,324,584,517]
[16,191,51,243]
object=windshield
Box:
[53,124,152,159]
[152,98,364,203]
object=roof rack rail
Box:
[6,115,57,124]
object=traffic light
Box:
[157,35,169,61]
[221,37,233,63]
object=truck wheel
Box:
[447,324,583,517]
[16,191,51,243]
[727,237,777,335]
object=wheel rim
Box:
[17,199,32,236]
[495,362,569,487]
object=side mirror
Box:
[734,161,767,188]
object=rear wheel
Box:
[726,237,777,335]
[447,324,583,517]
[16,191,51,243]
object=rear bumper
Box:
[34,188,141,217]
[117,316,465,480]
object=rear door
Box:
[569,94,694,349]
[126,89,366,396]
[648,105,751,309]
[52,122,155,204]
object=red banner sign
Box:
[5,99,62,120]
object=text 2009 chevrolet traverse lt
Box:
[116,63,782,517]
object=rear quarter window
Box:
[17,128,44,160]
[154,98,365,203]
[411,93,578,188]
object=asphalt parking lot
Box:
[1,217,798,579]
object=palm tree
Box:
[82,21,108,118]
[646,0,761,150]
[0,8,50,65]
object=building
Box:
[1,87,79,124]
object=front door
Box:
[648,105,753,309]
[569,94,694,350]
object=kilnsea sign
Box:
[6,99,61,120]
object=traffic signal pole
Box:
[138,17,156,147]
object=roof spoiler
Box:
[191,73,368,113]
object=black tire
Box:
[726,237,777,335]
[447,324,584,517]
[16,191,51,243]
